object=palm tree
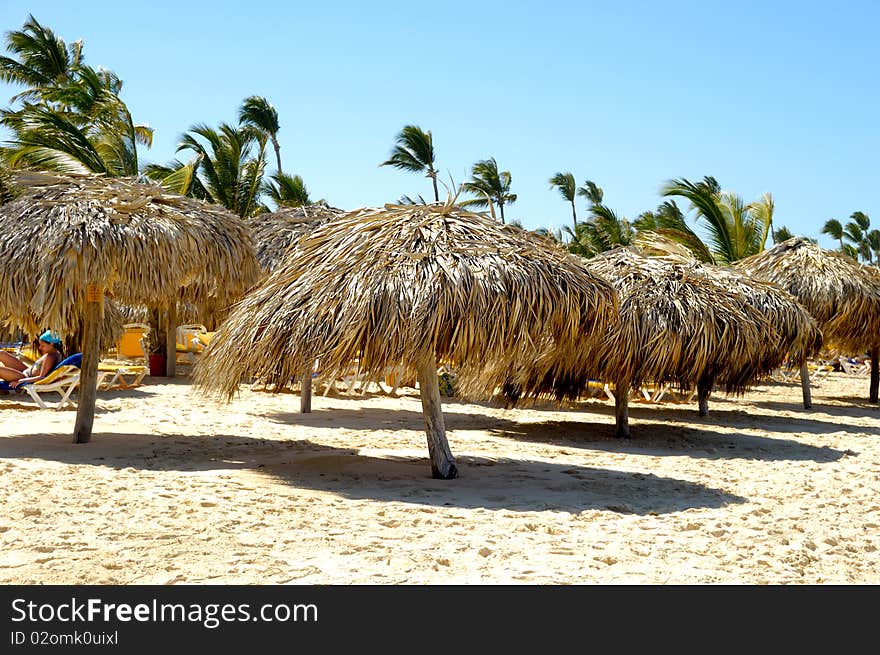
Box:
[565,202,635,257]
[867,229,880,265]
[266,171,311,208]
[380,125,439,202]
[549,172,578,234]
[399,194,428,205]
[772,225,794,243]
[460,157,517,224]
[0,15,82,102]
[0,17,152,176]
[239,95,282,174]
[846,211,872,263]
[821,218,845,251]
[661,177,773,264]
[825,212,875,262]
[633,199,714,262]
[0,157,13,205]
[149,123,266,218]
[577,180,604,206]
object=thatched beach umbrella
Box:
[690,262,822,407]
[739,238,880,403]
[508,248,797,437]
[252,202,344,274]
[250,202,345,411]
[195,200,619,478]
[0,171,260,443]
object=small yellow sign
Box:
[86,284,104,303]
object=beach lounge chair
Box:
[116,323,151,362]
[176,324,210,364]
[21,365,82,409]
[0,353,110,410]
[97,362,147,390]
[838,356,869,376]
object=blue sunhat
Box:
[38,330,63,346]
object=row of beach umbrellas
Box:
[1,173,879,478]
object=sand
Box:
[1,369,878,584]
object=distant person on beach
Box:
[0,331,64,389]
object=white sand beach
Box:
[1,371,878,584]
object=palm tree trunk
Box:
[272,136,282,175]
[570,201,578,234]
[430,171,439,202]
[499,201,505,225]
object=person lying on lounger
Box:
[0,331,64,389]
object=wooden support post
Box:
[416,356,458,479]
[800,359,812,409]
[870,347,879,404]
[697,376,712,417]
[614,379,630,438]
[165,303,177,378]
[73,285,104,444]
[300,374,312,413]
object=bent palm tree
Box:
[822,218,845,252]
[380,125,438,202]
[549,171,578,234]
[633,200,714,262]
[661,177,773,264]
[239,95,282,174]
[460,157,517,224]
[577,180,603,206]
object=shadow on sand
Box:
[266,403,851,463]
[0,432,745,516]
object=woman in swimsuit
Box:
[0,331,64,389]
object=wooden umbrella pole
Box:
[165,302,177,378]
[614,378,630,439]
[73,285,104,444]
[300,373,312,413]
[697,374,713,417]
[416,355,458,479]
[870,347,879,404]
[800,359,812,409]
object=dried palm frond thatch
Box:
[0,171,261,443]
[738,237,880,402]
[689,263,822,374]
[738,238,880,354]
[0,171,260,333]
[506,247,804,436]
[251,202,344,273]
[196,200,619,478]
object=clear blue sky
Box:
[2,0,877,249]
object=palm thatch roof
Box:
[196,200,619,400]
[0,171,261,336]
[251,202,345,273]
[687,262,822,378]
[508,247,782,403]
[0,171,262,444]
[738,238,880,353]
